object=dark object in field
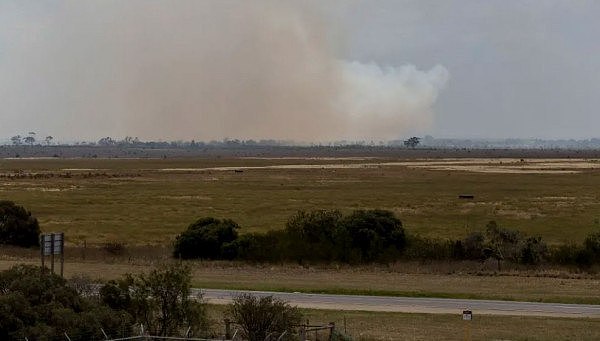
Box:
[459,194,475,199]
[234,169,244,173]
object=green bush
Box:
[232,230,286,262]
[227,294,302,341]
[584,231,600,261]
[404,236,453,260]
[99,263,208,337]
[0,201,40,247]
[336,209,406,262]
[171,212,596,268]
[518,236,547,265]
[461,232,486,260]
[173,217,240,259]
[0,264,131,341]
[285,210,341,262]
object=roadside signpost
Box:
[40,232,65,277]
[462,309,472,341]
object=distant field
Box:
[1,156,599,245]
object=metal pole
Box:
[298,326,306,341]
[40,234,45,270]
[60,232,64,278]
[50,233,55,274]
[224,318,231,339]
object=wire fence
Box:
[24,321,338,341]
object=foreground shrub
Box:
[0,264,130,341]
[100,263,208,337]
[227,294,302,341]
[0,201,40,247]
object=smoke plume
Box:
[0,1,448,142]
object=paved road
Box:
[196,288,600,318]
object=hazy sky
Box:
[1,0,599,142]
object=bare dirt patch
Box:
[158,158,600,174]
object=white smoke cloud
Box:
[338,62,449,140]
[0,1,449,142]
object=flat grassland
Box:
[3,154,600,339]
[204,304,600,340]
[1,156,599,245]
[297,309,600,340]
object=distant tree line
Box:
[9,132,54,146]
[173,210,600,269]
[6,133,600,149]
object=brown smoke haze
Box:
[0,1,448,142]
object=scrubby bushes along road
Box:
[174,209,600,268]
[0,263,315,341]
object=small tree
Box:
[98,137,116,146]
[0,265,131,340]
[100,263,208,337]
[45,136,53,145]
[403,136,421,148]
[10,135,22,146]
[0,201,40,247]
[24,132,36,146]
[23,136,35,145]
[227,294,302,341]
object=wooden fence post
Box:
[224,318,231,339]
[328,322,335,341]
[298,326,306,341]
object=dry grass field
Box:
[1,157,599,245]
[205,304,600,340]
[297,309,600,340]
[2,156,600,306]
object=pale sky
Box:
[1,1,599,141]
[333,1,600,139]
